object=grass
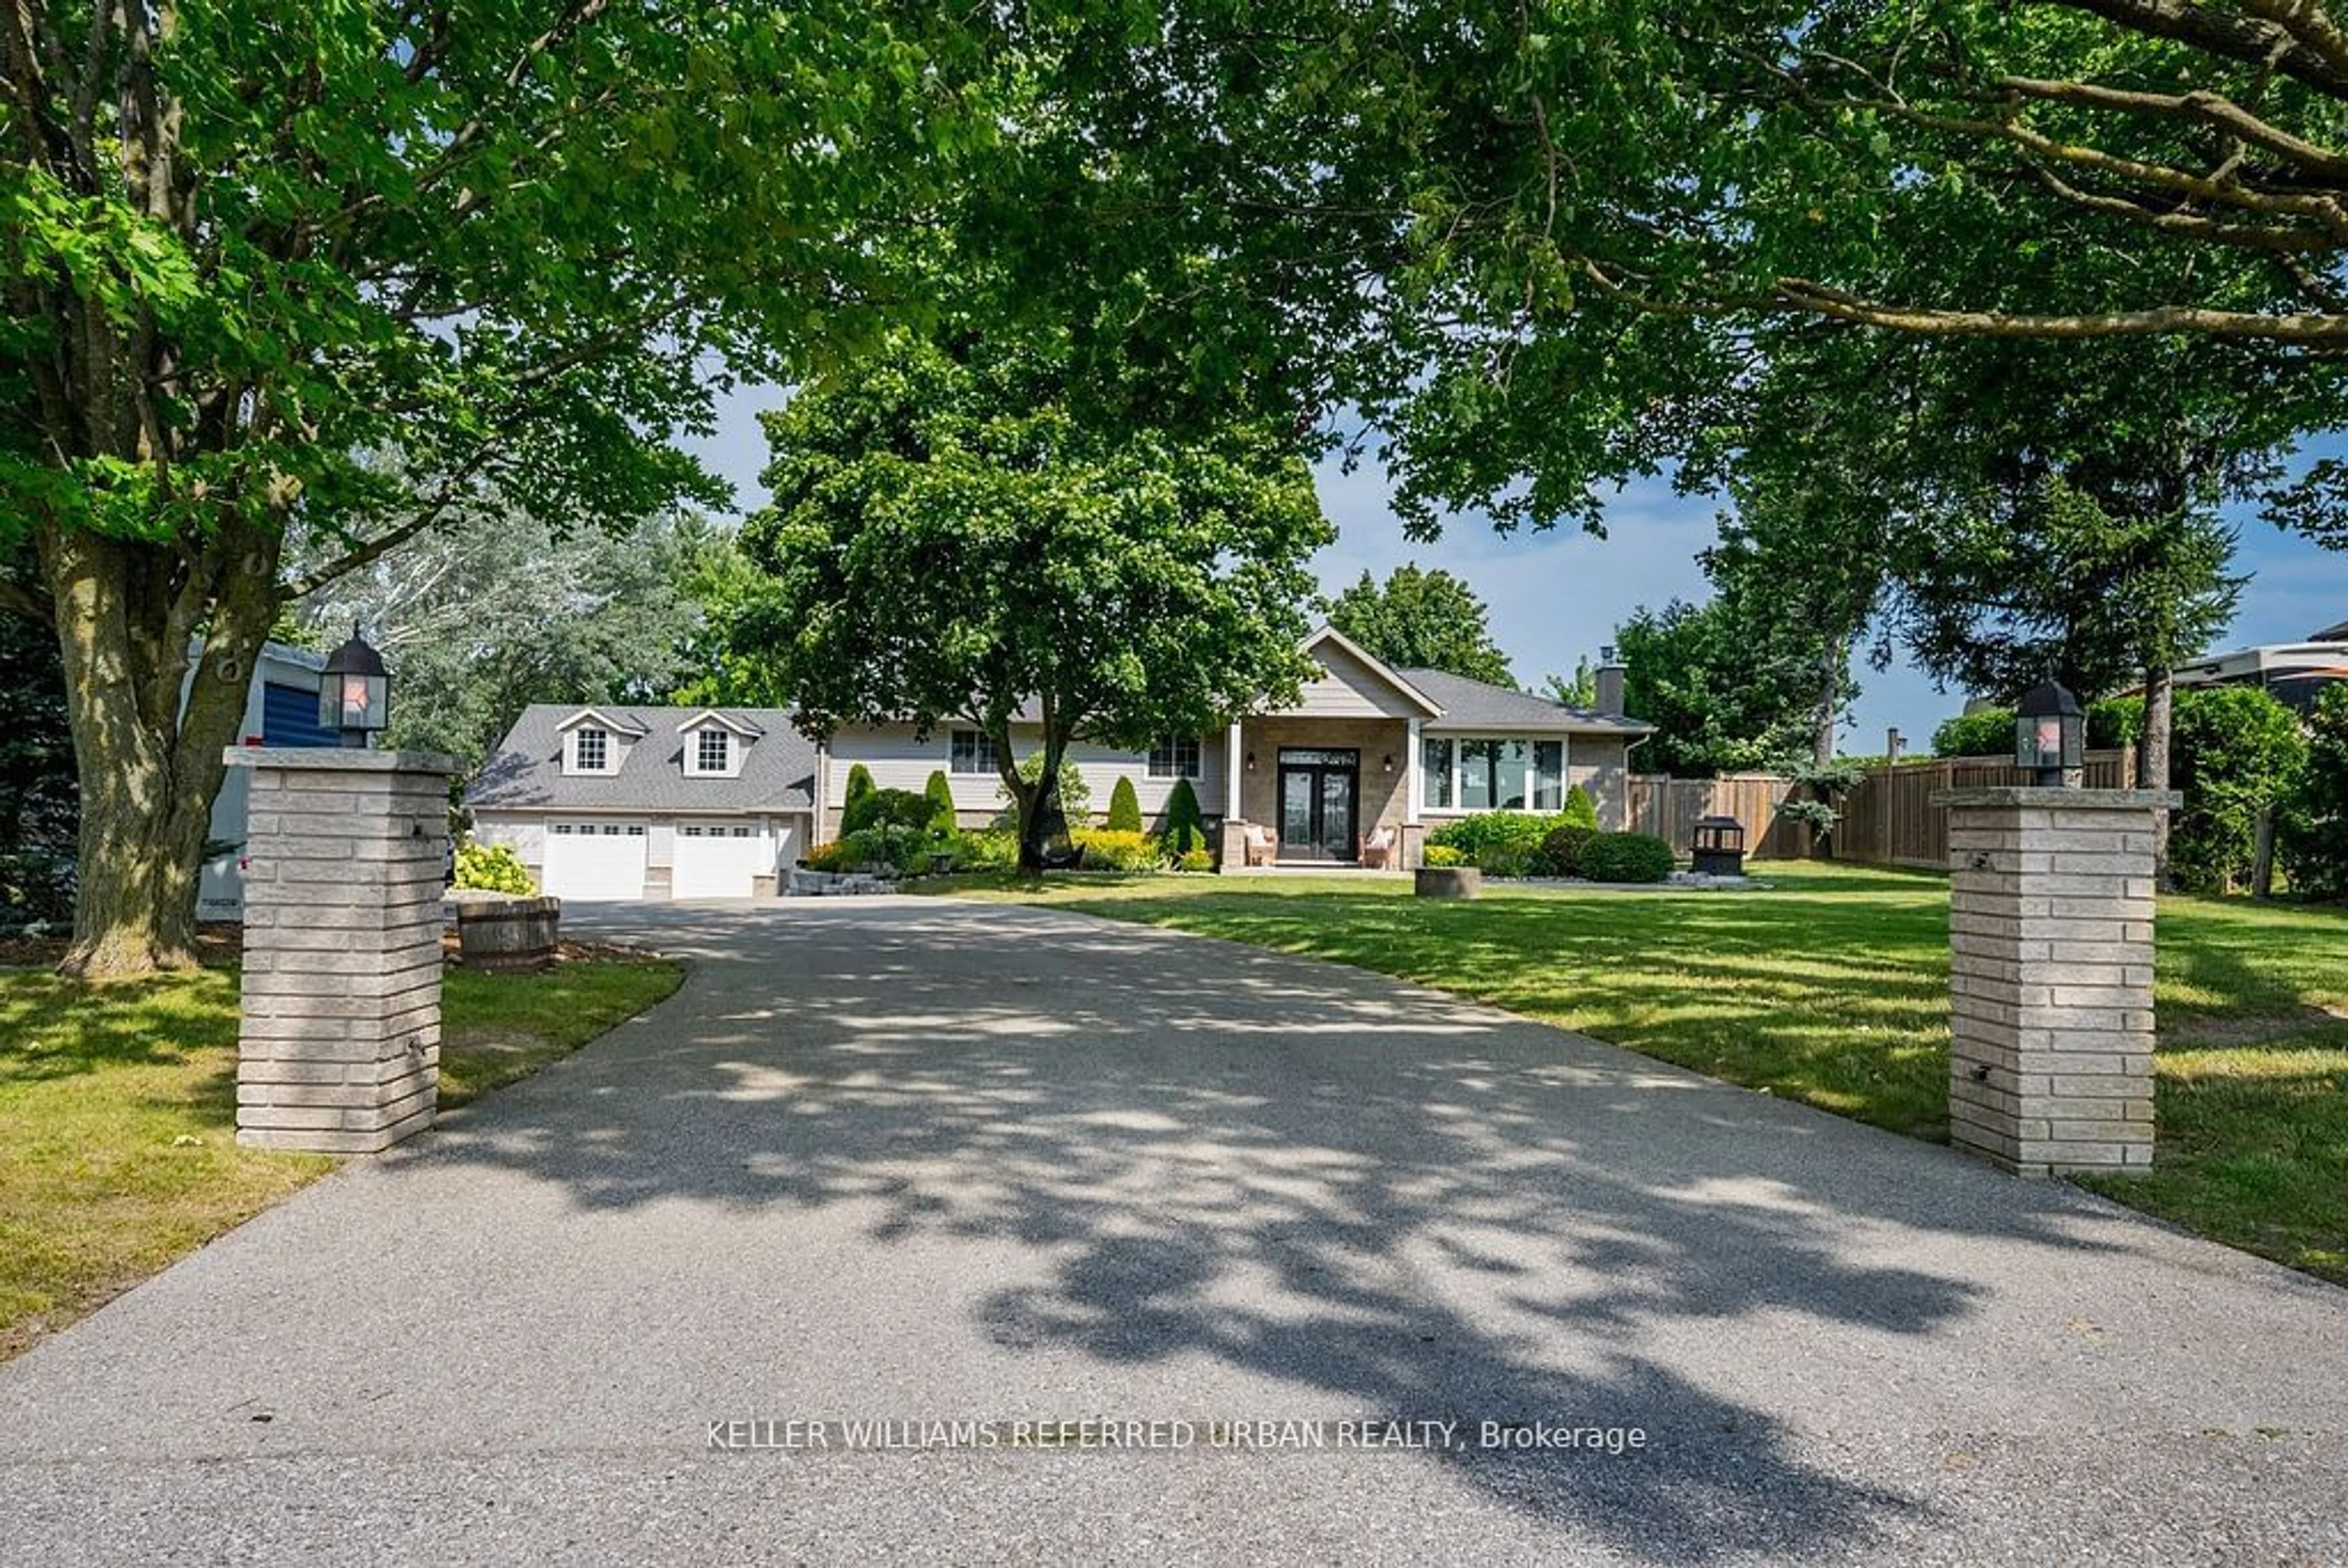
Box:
[947,862,2348,1286]
[0,952,681,1360]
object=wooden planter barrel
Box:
[449,892,561,972]
[1413,866,1482,900]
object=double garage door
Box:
[541,820,785,900]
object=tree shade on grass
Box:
[946,863,2348,1284]
[0,956,680,1360]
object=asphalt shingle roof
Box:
[1398,668,1654,735]
[467,705,818,813]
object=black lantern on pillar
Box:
[319,627,389,748]
[2014,680,2083,787]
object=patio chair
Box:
[1359,825,1398,869]
[1242,822,1276,867]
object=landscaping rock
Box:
[1414,866,1481,899]
[786,868,901,897]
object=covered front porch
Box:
[1219,715,1425,869]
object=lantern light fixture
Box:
[319,626,390,749]
[2014,680,2084,787]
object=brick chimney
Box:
[1595,645,1626,716]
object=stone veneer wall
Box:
[1941,787,2176,1177]
[230,749,454,1154]
[1235,717,1413,858]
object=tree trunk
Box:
[1813,631,1843,770]
[41,526,282,979]
[2138,661,2174,888]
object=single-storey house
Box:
[466,628,1652,900]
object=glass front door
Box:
[1275,749,1360,861]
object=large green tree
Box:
[295,499,723,775]
[1321,564,1514,686]
[718,335,1332,870]
[1,2,982,976]
[1615,594,1830,779]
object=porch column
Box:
[1225,720,1244,819]
[1405,717,1422,827]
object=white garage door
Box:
[542,822,648,900]
[671,822,773,900]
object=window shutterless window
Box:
[696,728,729,773]
[1535,741,1564,810]
[950,729,1000,774]
[1148,734,1202,778]
[1420,738,1453,809]
[574,728,607,771]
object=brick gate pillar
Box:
[1935,786,2179,1177]
[224,748,456,1153]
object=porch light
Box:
[1381,754,1395,773]
[319,627,390,749]
[1245,751,1257,771]
[2014,680,2083,787]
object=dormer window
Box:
[574,727,608,773]
[695,727,729,775]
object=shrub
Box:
[1163,776,1208,852]
[1533,823,1597,878]
[2169,685,2309,893]
[1560,784,1598,830]
[1427,811,1559,862]
[843,786,937,836]
[1420,844,1465,868]
[843,762,876,819]
[839,823,926,873]
[1478,841,1534,878]
[1175,846,1215,873]
[2280,685,2348,902]
[803,840,849,872]
[454,841,536,894]
[1579,831,1675,883]
[1107,776,1144,833]
[924,770,958,831]
[950,828,1022,872]
[1070,827,1162,872]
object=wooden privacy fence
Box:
[1833,748,2138,870]
[1629,749,2137,867]
[1626,773,1802,859]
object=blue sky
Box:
[682,387,2348,752]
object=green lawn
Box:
[0,953,681,1360]
[947,863,2348,1285]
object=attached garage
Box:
[671,820,786,900]
[542,821,649,900]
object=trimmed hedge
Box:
[843,786,936,836]
[1578,831,1675,883]
[924,770,958,831]
[1107,776,1144,833]
[1164,777,1208,852]
[1421,844,1466,867]
[1071,828,1162,872]
[1561,784,1598,830]
[1534,823,1597,878]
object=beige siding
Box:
[826,724,1228,833]
[1287,644,1431,720]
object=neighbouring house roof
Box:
[2314,617,2348,642]
[467,705,817,812]
[1402,667,1655,735]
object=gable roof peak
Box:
[1299,624,1444,716]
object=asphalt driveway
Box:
[2,897,2343,1565]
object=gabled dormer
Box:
[556,707,646,776]
[677,709,762,780]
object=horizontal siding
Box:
[829,724,1226,825]
[1286,644,1427,720]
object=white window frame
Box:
[949,728,1000,775]
[572,727,610,774]
[690,726,731,776]
[1148,734,1203,779]
[1421,735,1572,815]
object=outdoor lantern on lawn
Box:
[2014,680,2084,787]
[319,627,390,748]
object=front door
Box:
[1276,748,1359,862]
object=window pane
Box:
[576,729,606,770]
[1420,738,1452,808]
[1458,740,1496,810]
[1494,740,1530,811]
[1178,736,1200,777]
[698,729,728,771]
[1534,741,1563,810]
[951,730,997,773]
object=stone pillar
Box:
[225,748,457,1154]
[1936,786,2179,1177]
